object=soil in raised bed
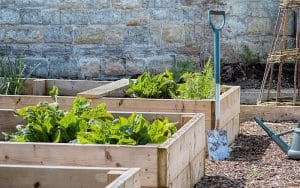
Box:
[221,63,295,89]
[195,121,300,188]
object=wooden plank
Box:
[0,95,75,110]
[220,114,240,145]
[1,77,110,96]
[32,79,46,95]
[0,165,108,188]
[158,113,205,187]
[168,149,205,188]
[0,86,239,131]
[0,164,140,188]
[78,79,129,99]
[45,79,110,96]
[240,105,300,122]
[107,170,124,184]
[0,111,205,187]
[0,143,157,187]
[107,168,141,188]
[0,109,25,140]
[241,89,294,105]
[22,78,35,95]
[220,86,240,128]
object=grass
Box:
[0,55,39,95]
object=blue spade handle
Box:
[208,10,226,31]
[208,10,226,129]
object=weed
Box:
[0,55,39,95]
[241,46,260,65]
[249,171,264,178]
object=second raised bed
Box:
[0,110,205,188]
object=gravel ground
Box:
[195,121,300,188]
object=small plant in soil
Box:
[240,46,260,65]
[248,171,264,179]
[0,56,25,95]
[126,70,177,99]
[177,60,215,99]
[3,86,177,145]
[127,59,220,100]
[0,55,39,95]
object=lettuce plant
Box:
[4,87,177,145]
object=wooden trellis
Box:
[258,0,300,105]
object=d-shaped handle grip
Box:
[208,10,226,31]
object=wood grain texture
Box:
[0,109,25,140]
[107,168,141,188]
[0,164,140,188]
[240,105,300,122]
[158,113,205,187]
[32,79,46,95]
[45,79,110,96]
[0,86,240,130]
[78,79,129,99]
[0,111,206,188]
[220,86,240,128]
[1,77,110,96]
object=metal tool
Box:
[254,117,300,160]
[207,10,229,160]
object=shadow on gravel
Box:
[230,134,271,161]
[195,175,246,188]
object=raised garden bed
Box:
[240,104,300,122]
[0,77,115,96]
[78,83,240,145]
[0,79,127,109]
[0,164,140,188]
[0,110,205,188]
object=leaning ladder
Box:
[258,0,300,105]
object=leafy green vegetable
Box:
[49,85,58,103]
[4,88,177,145]
[77,113,177,145]
[177,60,215,99]
[127,59,219,100]
[126,70,177,99]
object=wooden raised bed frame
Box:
[240,104,300,122]
[0,110,205,188]
[0,78,240,148]
[1,78,115,96]
[0,83,240,145]
[0,164,140,188]
[78,83,240,145]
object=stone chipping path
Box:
[195,121,300,188]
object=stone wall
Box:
[0,0,292,79]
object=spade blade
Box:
[207,130,229,160]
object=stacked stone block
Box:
[0,0,287,79]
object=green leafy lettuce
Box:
[4,89,177,145]
[126,70,177,99]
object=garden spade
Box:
[207,10,229,160]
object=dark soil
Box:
[221,63,296,89]
[195,121,300,188]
